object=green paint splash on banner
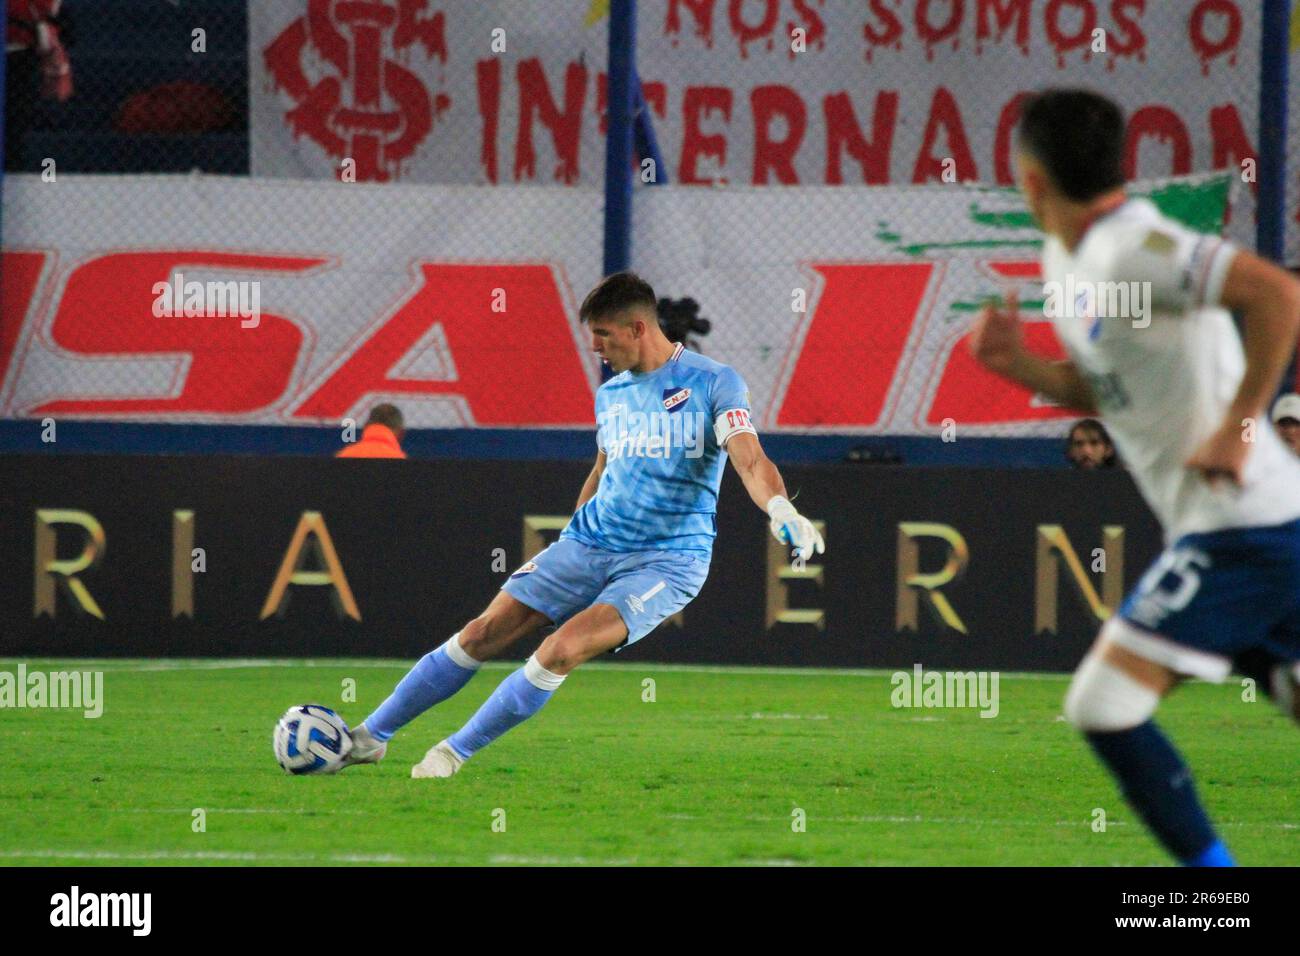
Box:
[875,173,1232,258]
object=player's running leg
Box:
[1064,621,1233,867]
[346,591,549,765]
[410,602,628,778]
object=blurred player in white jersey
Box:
[341,271,823,778]
[971,89,1300,866]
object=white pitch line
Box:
[0,658,1082,681]
[0,848,636,866]
[98,807,371,816]
[737,713,830,720]
[489,854,637,866]
[659,812,1127,828]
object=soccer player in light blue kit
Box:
[972,89,1300,865]
[342,271,824,778]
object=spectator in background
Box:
[337,404,407,459]
[1066,418,1118,470]
[656,296,711,350]
[1272,393,1300,457]
[5,0,73,170]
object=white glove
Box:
[766,495,825,562]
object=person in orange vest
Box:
[336,404,406,459]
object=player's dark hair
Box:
[366,403,405,437]
[580,271,657,324]
[657,296,712,350]
[1017,89,1126,202]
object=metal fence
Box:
[1,0,1293,459]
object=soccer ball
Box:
[273,704,353,775]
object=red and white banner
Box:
[250,0,1292,260]
[0,171,1232,434]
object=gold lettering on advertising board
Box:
[34,509,106,619]
[1034,525,1124,634]
[259,511,360,621]
[766,520,826,630]
[896,522,968,634]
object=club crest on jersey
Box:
[510,561,538,579]
[662,387,691,413]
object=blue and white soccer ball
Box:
[273,704,353,775]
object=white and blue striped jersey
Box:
[562,343,756,558]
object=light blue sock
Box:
[447,656,565,759]
[365,634,481,742]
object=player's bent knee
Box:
[538,636,581,673]
[1064,651,1160,732]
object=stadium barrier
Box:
[3,1,1295,458]
[0,170,1232,445]
[1,454,1162,671]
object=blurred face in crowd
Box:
[1068,424,1113,469]
[1277,417,1300,456]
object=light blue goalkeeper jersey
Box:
[562,343,756,559]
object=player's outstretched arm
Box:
[969,291,1098,413]
[726,431,824,561]
[574,450,606,511]
[1187,251,1300,485]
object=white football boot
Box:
[342,723,387,767]
[411,739,466,779]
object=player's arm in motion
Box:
[574,450,606,511]
[726,431,824,561]
[1184,251,1300,485]
[968,291,1098,413]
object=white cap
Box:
[1272,393,1300,424]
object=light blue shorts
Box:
[502,536,710,647]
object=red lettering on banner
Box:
[861,0,1151,63]
[823,91,898,185]
[392,2,447,61]
[976,0,1032,54]
[752,85,806,184]
[666,0,717,48]
[476,58,501,184]
[1188,0,1241,75]
[1044,0,1098,67]
[1108,0,1147,63]
[916,0,963,60]
[729,0,780,58]
[0,252,50,397]
[294,264,591,425]
[912,87,977,183]
[664,0,825,57]
[776,263,935,427]
[928,260,1073,425]
[863,0,905,60]
[788,0,828,57]
[34,252,324,416]
[993,92,1030,185]
[1125,106,1192,177]
[1209,103,1255,197]
[596,74,667,137]
[680,86,733,185]
[514,58,587,184]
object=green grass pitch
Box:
[1,658,1295,866]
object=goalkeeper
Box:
[343,272,824,778]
